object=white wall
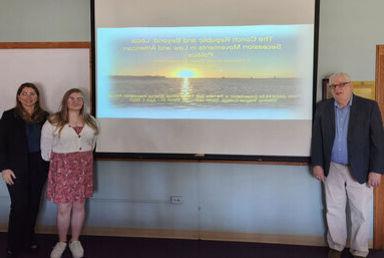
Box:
[317,0,384,97]
[0,0,90,42]
[1,0,384,243]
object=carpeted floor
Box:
[1,233,383,258]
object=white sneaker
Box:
[50,242,67,258]
[69,240,84,258]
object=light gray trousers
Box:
[324,162,372,257]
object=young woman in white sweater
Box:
[41,88,98,258]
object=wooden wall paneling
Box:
[374,44,384,249]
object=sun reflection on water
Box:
[181,78,191,102]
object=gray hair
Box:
[328,72,351,86]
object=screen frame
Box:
[90,0,320,163]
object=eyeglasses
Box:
[328,81,351,90]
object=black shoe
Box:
[6,250,19,258]
[328,249,342,258]
[25,242,39,253]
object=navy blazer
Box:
[310,95,384,183]
[0,108,49,176]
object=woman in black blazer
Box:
[0,83,49,258]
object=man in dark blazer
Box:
[311,73,384,258]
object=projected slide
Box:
[96,25,313,120]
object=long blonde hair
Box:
[48,88,98,134]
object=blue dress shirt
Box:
[331,97,352,165]
[25,122,41,153]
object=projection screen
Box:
[93,0,318,158]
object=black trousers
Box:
[6,152,48,253]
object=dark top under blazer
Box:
[310,95,384,184]
[0,108,49,176]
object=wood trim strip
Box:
[95,157,308,166]
[374,44,384,249]
[0,42,90,49]
[198,231,326,247]
[0,224,327,246]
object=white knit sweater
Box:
[41,121,97,161]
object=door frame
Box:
[374,44,384,249]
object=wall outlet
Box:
[170,195,183,204]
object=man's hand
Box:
[313,165,326,182]
[368,172,382,188]
[1,169,16,185]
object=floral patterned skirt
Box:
[47,151,93,203]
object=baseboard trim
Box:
[199,231,326,246]
[0,223,327,246]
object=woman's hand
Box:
[1,169,16,185]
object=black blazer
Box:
[310,95,384,183]
[0,108,49,177]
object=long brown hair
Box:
[48,88,98,134]
[16,82,46,122]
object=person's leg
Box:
[25,153,48,248]
[56,203,72,242]
[70,201,85,241]
[50,203,72,258]
[6,176,28,256]
[324,162,348,252]
[68,201,85,258]
[346,172,373,258]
